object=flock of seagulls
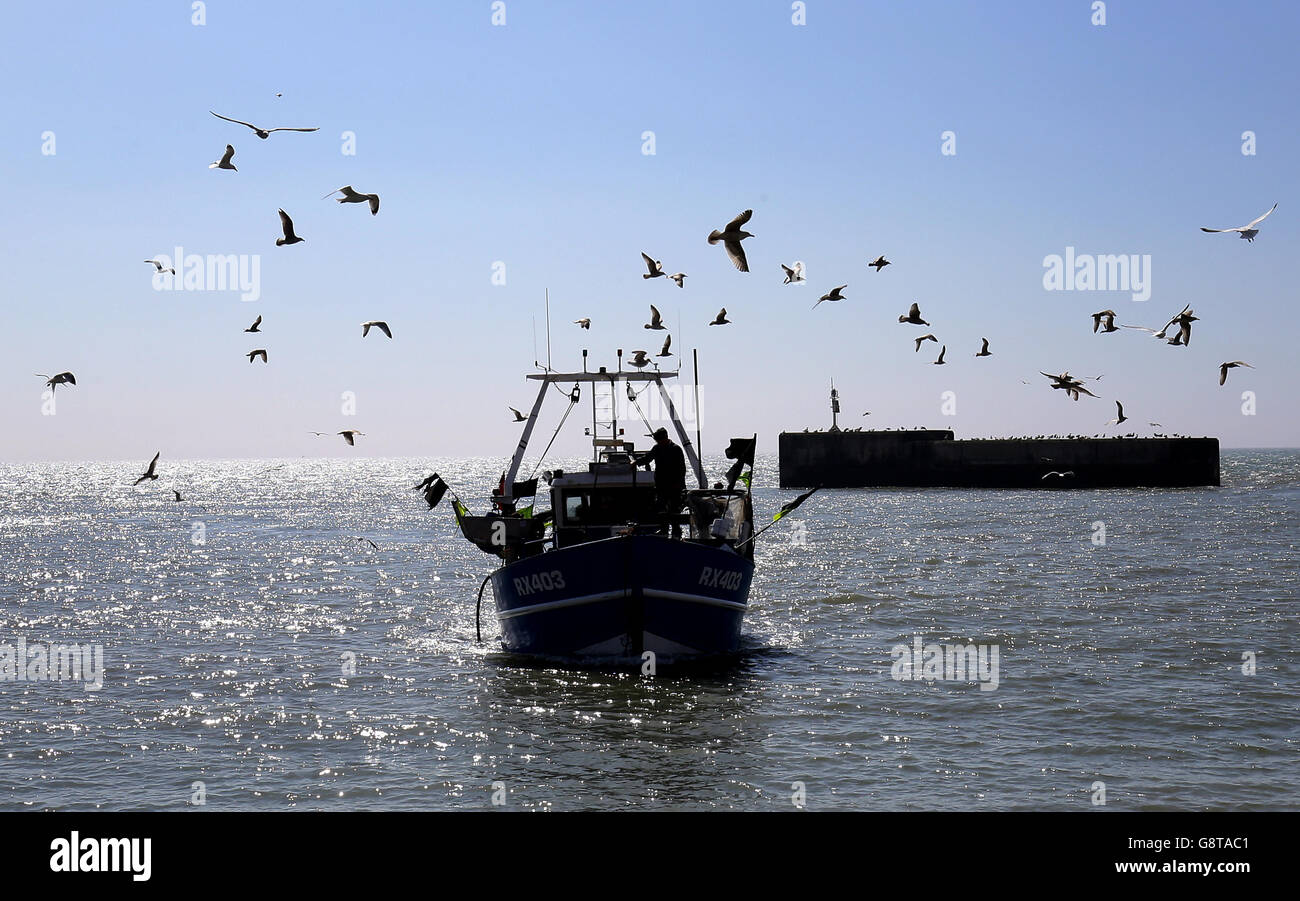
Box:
[86,106,393,492]
[556,199,1265,436]
[42,99,1275,494]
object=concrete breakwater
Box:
[778,430,1220,489]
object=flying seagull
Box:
[1040,371,1098,401]
[133,452,161,486]
[209,144,237,170]
[361,321,392,339]
[1041,471,1076,481]
[813,285,847,310]
[1092,310,1119,333]
[247,349,268,363]
[899,302,929,325]
[641,253,665,279]
[574,318,590,329]
[1106,401,1128,425]
[975,338,992,357]
[145,259,175,275]
[932,345,947,365]
[1201,202,1277,242]
[35,372,76,392]
[276,209,304,246]
[311,430,365,445]
[709,308,730,326]
[781,263,804,284]
[644,305,666,330]
[348,536,379,551]
[707,209,754,272]
[868,256,890,272]
[667,272,687,288]
[324,185,380,216]
[914,334,938,352]
[209,110,319,139]
[657,334,673,357]
[509,406,527,422]
[172,489,183,502]
[245,315,262,333]
[1219,361,1254,385]
[627,350,651,368]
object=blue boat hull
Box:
[490,535,752,659]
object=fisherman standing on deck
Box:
[634,427,687,538]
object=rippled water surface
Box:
[0,451,1296,810]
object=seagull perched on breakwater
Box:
[641,253,665,280]
[1201,202,1277,242]
[133,452,161,485]
[868,256,890,272]
[361,321,392,339]
[35,372,76,392]
[209,144,237,170]
[276,209,304,246]
[781,262,804,284]
[707,209,754,272]
[210,110,319,139]
[813,285,847,310]
[1219,361,1253,385]
[709,308,730,326]
[247,349,268,363]
[644,305,666,330]
[899,302,929,325]
[323,185,380,215]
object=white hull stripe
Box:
[498,590,627,620]
[642,589,748,611]
[498,588,747,621]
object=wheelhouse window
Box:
[560,488,658,526]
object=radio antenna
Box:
[545,288,552,372]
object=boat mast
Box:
[830,378,840,432]
[693,349,703,480]
[545,288,552,372]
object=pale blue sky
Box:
[2,0,1296,462]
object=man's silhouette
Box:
[633,428,687,538]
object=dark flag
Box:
[424,478,449,510]
[773,486,820,522]
[412,472,449,510]
[511,478,538,498]
[725,436,756,490]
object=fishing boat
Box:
[454,353,756,661]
